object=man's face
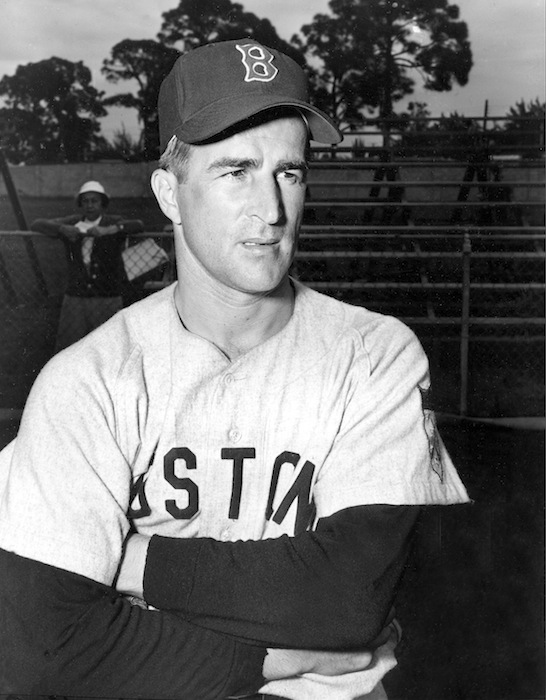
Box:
[80,192,105,220]
[174,114,308,296]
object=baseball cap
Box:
[158,40,342,150]
[77,180,109,203]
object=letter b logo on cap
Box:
[236,43,278,82]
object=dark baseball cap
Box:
[158,39,342,150]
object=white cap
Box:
[77,180,109,203]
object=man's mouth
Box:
[243,239,278,246]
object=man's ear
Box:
[150,169,182,225]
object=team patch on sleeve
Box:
[419,385,444,481]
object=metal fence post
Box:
[460,231,472,416]
[0,149,28,230]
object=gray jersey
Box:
[0,280,468,698]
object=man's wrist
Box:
[115,532,151,599]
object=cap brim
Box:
[172,93,343,145]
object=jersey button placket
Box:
[223,372,240,443]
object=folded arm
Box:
[30,216,80,238]
[0,547,377,698]
[118,504,421,649]
[0,547,265,698]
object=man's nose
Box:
[249,177,283,225]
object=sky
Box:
[0,0,544,140]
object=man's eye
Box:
[226,169,246,179]
[279,170,303,184]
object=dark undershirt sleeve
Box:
[0,547,265,699]
[144,504,422,649]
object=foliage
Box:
[293,0,473,130]
[94,125,146,162]
[496,98,545,159]
[157,0,304,64]
[390,98,545,160]
[505,97,545,122]
[390,109,486,159]
[0,106,44,164]
[102,40,180,160]
[0,57,105,163]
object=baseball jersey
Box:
[0,279,468,698]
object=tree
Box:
[0,57,105,163]
[93,125,146,163]
[293,0,473,130]
[157,0,304,65]
[395,110,486,159]
[102,1,305,160]
[0,106,44,164]
[498,98,545,160]
[102,40,180,160]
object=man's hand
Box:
[263,614,398,681]
[58,224,81,240]
[115,532,151,599]
[263,647,374,680]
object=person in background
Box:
[31,180,144,351]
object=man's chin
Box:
[235,274,292,298]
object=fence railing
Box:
[312,114,545,161]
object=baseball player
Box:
[31,180,144,351]
[0,40,469,699]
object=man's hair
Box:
[158,107,311,183]
[158,135,194,183]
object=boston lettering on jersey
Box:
[129,447,316,534]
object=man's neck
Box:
[174,276,294,361]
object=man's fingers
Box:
[263,647,374,680]
[307,648,374,676]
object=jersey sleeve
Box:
[0,334,160,585]
[0,348,132,584]
[314,317,468,517]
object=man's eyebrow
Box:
[276,160,308,173]
[207,157,257,173]
[207,157,308,174]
